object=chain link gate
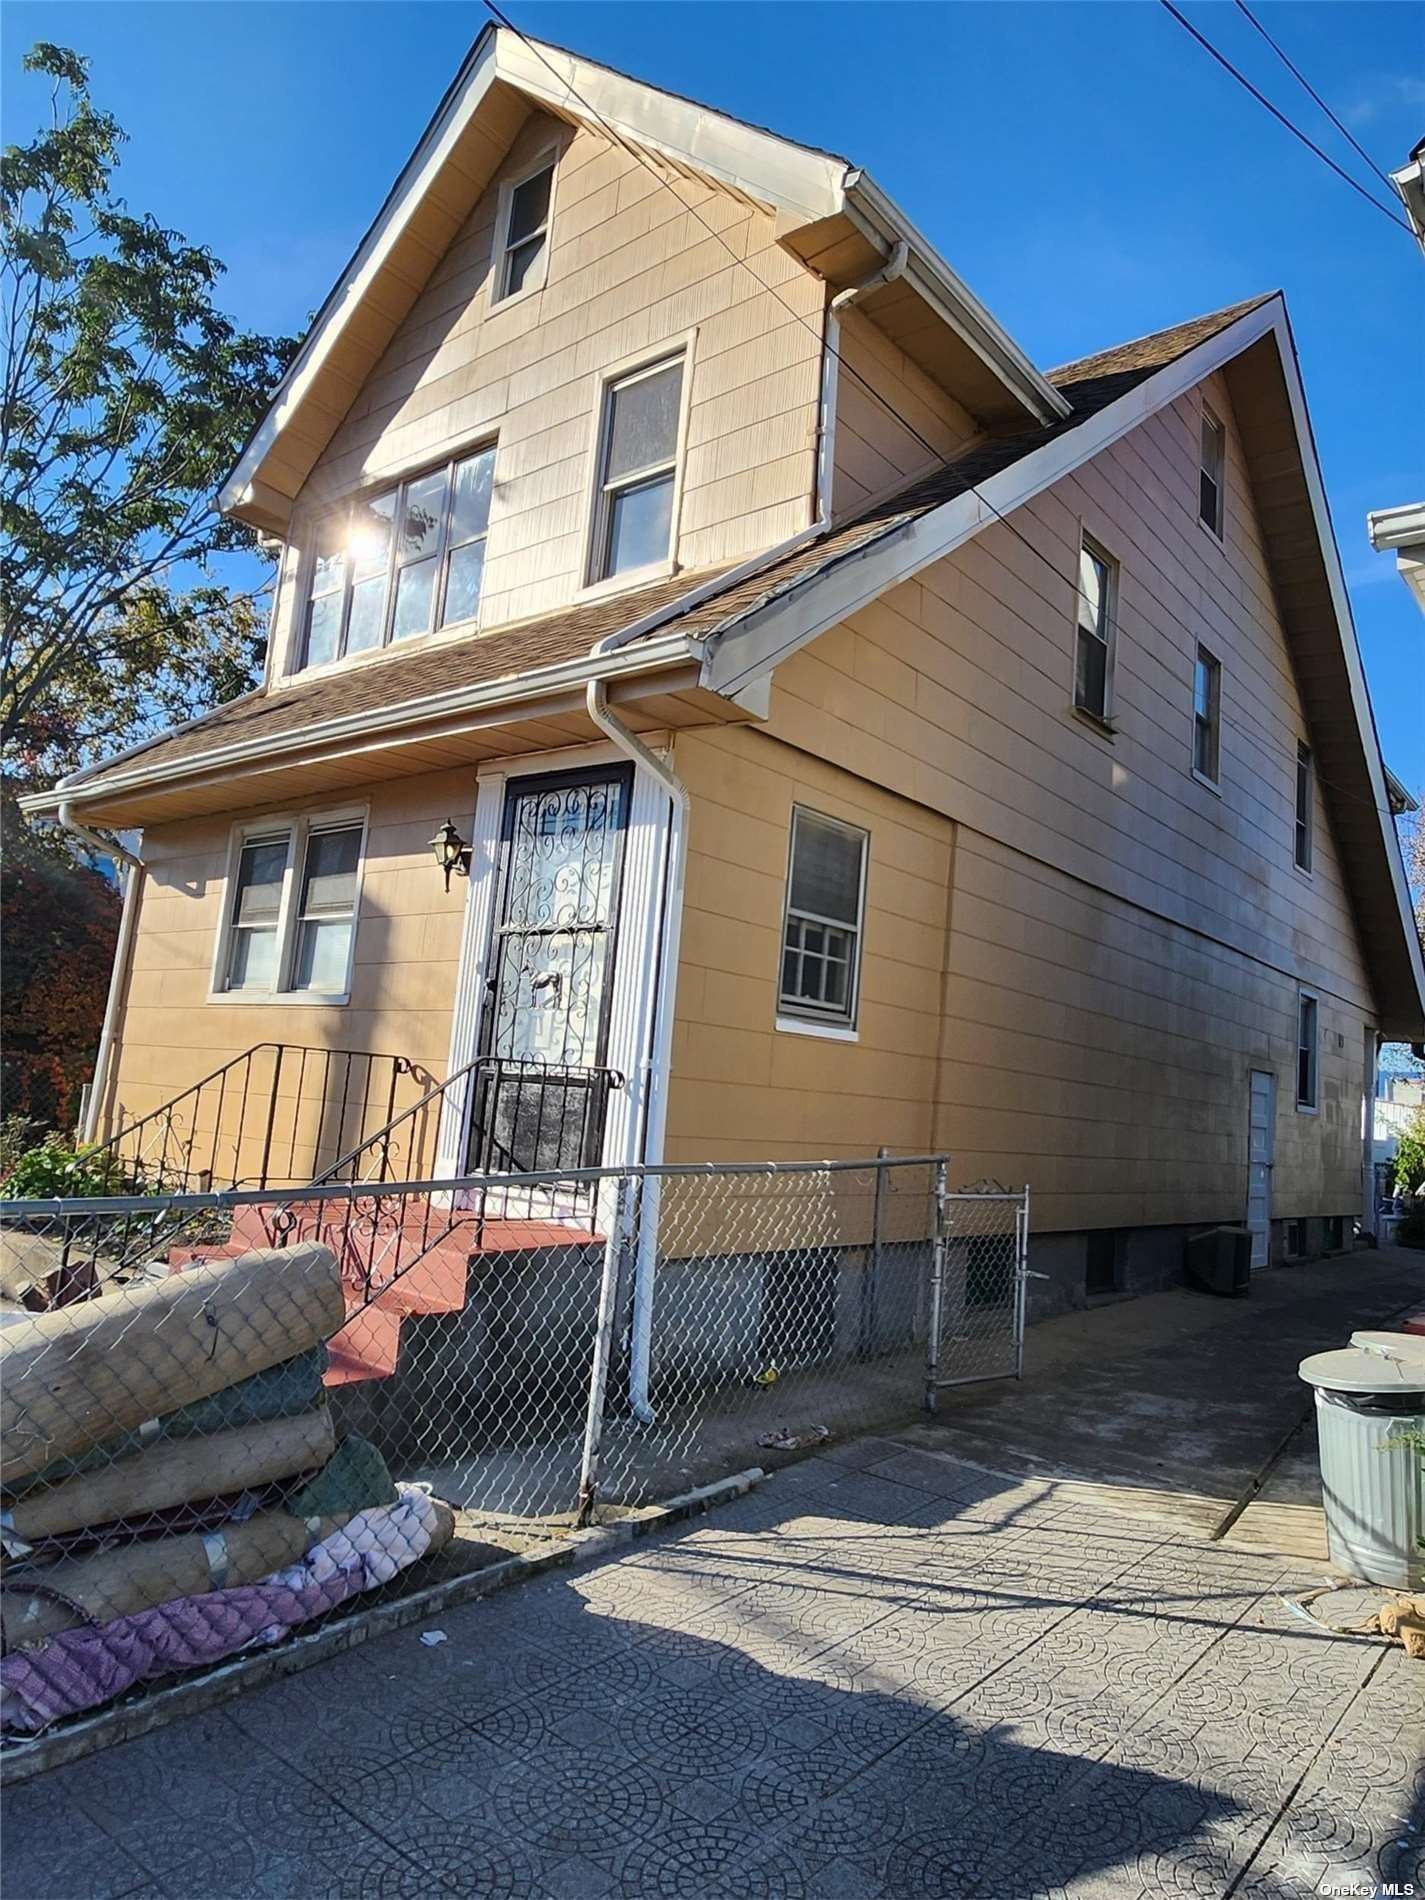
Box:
[924,1171,1031,1405]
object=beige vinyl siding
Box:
[668,366,1375,1227]
[279,111,824,660]
[664,723,953,1163]
[831,305,980,517]
[102,770,476,1177]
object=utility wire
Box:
[481,0,1406,827]
[1233,0,1398,195]
[1157,0,1414,234]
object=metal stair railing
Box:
[88,1044,423,1196]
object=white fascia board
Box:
[1390,156,1425,251]
[1269,304,1425,1021]
[1367,502,1425,552]
[219,26,504,518]
[22,632,696,816]
[701,294,1425,1024]
[844,173,1070,426]
[493,35,848,221]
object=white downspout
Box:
[830,238,909,316]
[58,802,144,1145]
[585,670,689,1425]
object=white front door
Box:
[1247,1070,1276,1269]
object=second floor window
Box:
[591,355,685,583]
[1193,645,1221,783]
[1199,406,1225,537]
[301,446,495,671]
[1295,741,1314,871]
[1073,536,1116,724]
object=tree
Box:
[1395,1107,1425,1197]
[0,43,295,781]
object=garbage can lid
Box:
[1299,1344,1425,1394]
[1350,1330,1425,1367]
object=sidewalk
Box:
[2,1246,1421,1899]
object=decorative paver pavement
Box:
[3,1440,1421,1899]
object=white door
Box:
[1247,1070,1276,1269]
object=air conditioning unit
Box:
[1185,1225,1252,1296]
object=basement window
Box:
[218,811,366,1001]
[1085,1231,1121,1296]
[1286,1219,1307,1258]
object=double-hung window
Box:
[299,445,495,671]
[219,813,365,999]
[495,159,554,303]
[1296,990,1319,1110]
[590,354,685,584]
[778,808,868,1030]
[1192,645,1221,783]
[1199,406,1225,537]
[1294,741,1314,872]
[1073,536,1116,724]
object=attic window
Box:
[1199,406,1225,537]
[496,159,554,303]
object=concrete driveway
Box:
[3,1246,1422,1899]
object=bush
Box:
[0,1114,45,1181]
[0,1136,131,1200]
[1394,1204,1425,1251]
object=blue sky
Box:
[6,0,1422,790]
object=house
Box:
[24,26,1425,1319]
[1367,502,1425,615]
[1375,1069,1425,1179]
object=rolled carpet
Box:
[0,1486,455,1732]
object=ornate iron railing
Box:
[88,1044,426,1195]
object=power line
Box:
[480,0,1404,829]
[1157,0,1414,235]
[1233,0,1398,195]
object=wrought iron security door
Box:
[469,766,633,1176]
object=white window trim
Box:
[286,441,499,681]
[1191,643,1222,790]
[577,334,697,600]
[1199,402,1226,541]
[776,805,869,1034]
[1295,986,1320,1114]
[209,804,368,1005]
[491,148,558,311]
[1071,529,1118,729]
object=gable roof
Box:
[33,291,1425,1036]
[219,23,1066,531]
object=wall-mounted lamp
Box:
[429,818,472,892]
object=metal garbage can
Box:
[1298,1336,1425,1589]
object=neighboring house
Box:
[24,27,1425,1313]
[1367,502,1425,616]
[1390,136,1425,253]
[1374,1071,1425,1170]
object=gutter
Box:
[58,803,144,1146]
[584,655,691,1426]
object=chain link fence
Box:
[0,1157,1027,1740]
